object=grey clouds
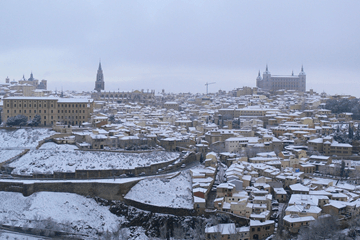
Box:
[0,1,359,95]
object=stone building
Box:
[18,73,48,90]
[3,97,94,126]
[256,65,306,92]
[91,62,155,104]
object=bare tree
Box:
[173,225,185,239]
[298,215,339,240]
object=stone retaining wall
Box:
[123,198,197,216]
[0,179,140,201]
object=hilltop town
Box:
[1,66,360,239]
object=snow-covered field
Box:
[0,150,24,164]
[0,191,123,235]
[0,230,44,240]
[9,143,179,175]
[0,128,55,149]
[125,171,193,209]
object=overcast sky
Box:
[1,1,359,96]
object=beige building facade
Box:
[3,97,94,126]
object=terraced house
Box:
[2,97,94,126]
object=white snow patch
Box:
[0,128,55,149]
[0,230,43,240]
[38,142,78,151]
[125,171,193,209]
[9,148,179,176]
[0,191,123,235]
[0,150,24,164]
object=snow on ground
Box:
[9,144,179,175]
[119,226,153,240]
[0,150,24,164]
[0,191,123,235]
[125,171,193,209]
[38,142,78,151]
[0,230,44,240]
[0,128,55,149]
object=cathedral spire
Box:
[266,64,268,71]
[98,61,102,71]
[95,61,105,92]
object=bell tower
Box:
[94,62,104,92]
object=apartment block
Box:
[3,97,94,126]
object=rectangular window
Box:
[29,110,31,113]
[44,116,46,119]
[39,110,41,113]
[34,110,36,113]
[39,104,41,107]
[44,110,46,113]
[24,110,26,113]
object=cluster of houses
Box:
[2,82,359,239]
[46,87,360,239]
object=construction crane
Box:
[205,82,216,95]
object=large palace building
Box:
[3,97,94,126]
[256,65,306,92]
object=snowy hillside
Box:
[9,143,179,175]
[125,171,193,209]
[0,150,24,164]
[0,128,55,149]
[0,191,123,235]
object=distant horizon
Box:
[4,65,357,98]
